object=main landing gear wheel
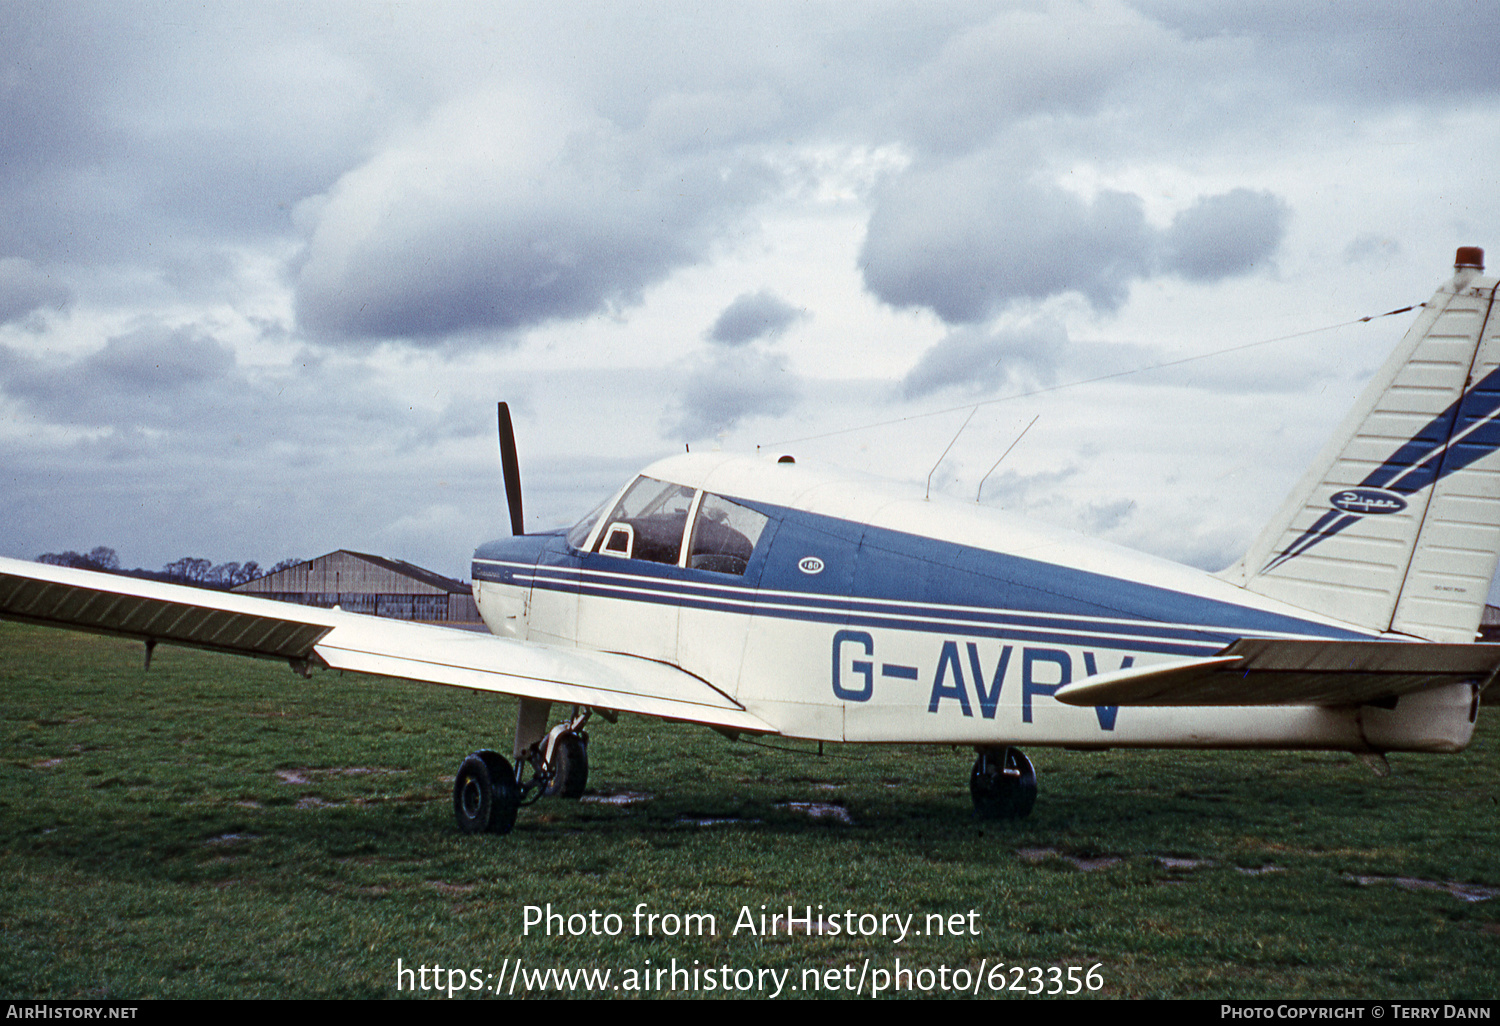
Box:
[970,746,1036,820]
[454,750,520,835]
[544,732,589,799]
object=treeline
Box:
[36,547,305,590]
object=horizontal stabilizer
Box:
[0,556,774,733]
[1054,637,1500,707]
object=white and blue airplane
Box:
[3,248,1498,834]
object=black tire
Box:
[453,750,520,835]
[545,733,588,799]
[970,746,1037,820]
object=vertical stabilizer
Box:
[1221,248,1500,642]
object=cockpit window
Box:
[593,476,697,565]
[687,493,768,576]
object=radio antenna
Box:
[926,406,978,500]
[976,414,1039,503]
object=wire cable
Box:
[761,304,1420,448]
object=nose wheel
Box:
[970,746,1036,820]
[543,731,589,798]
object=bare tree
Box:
[87,546,120,571]
[37,547,120,572]
[162,557,213,584]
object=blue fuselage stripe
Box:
[473,493,1372,652]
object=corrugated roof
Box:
[237,550,469,594]
[341,550,469,594]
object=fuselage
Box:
[472,452,1476,754]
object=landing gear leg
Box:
[970,746,1036,820]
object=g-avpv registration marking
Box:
[831,630,1126,730]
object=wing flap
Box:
[1056,637,1500,707]
[313,617,772,731]
[0,556,774,733]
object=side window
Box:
[593,476,697,565]
[687,494,769,575]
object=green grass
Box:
[1,621,1496,999]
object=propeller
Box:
[497,402,524,536]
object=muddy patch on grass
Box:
[1157,856,1213,871]
[204,832,258,846]
[581,791,653,805]
[428,881,478,897]
[1018,848,1222,873]
[678,815,761,827]
[1349,874,1498,902]
[295,796,341,809]
[779,801,854,824]
[276,767,405,785]
[1017,847,1122,872]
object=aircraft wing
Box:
[0,556,774,733]
[1054,637,1500,707]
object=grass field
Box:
[1,620,1496,999]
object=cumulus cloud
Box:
[902,320,1069,400]
[664,347,800,439]
[294,88,779,344]
[886,1,1191,154]
[1138,2,1500,104]
[0,320,437,453]
[1162,189,1287,280]
[861,151,1287,323]
[707,289,805,345]
[860,156,1157,322]
[0,6,389,266]
[0,324,237,427]
[0,259,70,323]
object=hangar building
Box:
[234,550,480,624]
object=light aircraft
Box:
[3,248,1499,834]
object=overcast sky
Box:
[3,1,1498,594]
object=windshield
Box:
[565,497,611,549]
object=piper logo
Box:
[1330,488,1408,515]
[798,556,825,575]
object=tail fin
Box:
[1221,247,1500,643]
